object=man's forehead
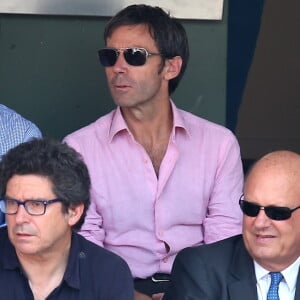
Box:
[6,174,54,198]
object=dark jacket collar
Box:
[227,236,258,300]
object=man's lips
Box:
[16,232,32,237]
[14,230,35,237]
[114,84,130,89]
[113,84,132,93]
[111,76,133,90]
[255,233,276,241]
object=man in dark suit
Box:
[164,150,300,300]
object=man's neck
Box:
[121,100,173,176]
[17,239,71,300]
[121,99,173,140]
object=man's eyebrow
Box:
[3,196,47,201]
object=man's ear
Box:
[66,204,84,226]
[163,56,183,80]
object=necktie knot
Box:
[267,272,283,300]
[270,272,283,285]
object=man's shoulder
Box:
[178,108,235,138]
[0,104,41,134]
[64,110,115,142]
[178,235,243,263]
[201,234,243,251]
[0,104,15,116]
[73,232,130,268]
[71,233,133,298]
[0,104,26,122]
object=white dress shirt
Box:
[255,257,300,300]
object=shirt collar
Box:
[58,232,82,290]
[281,257,300,291]
[254,257,300,291]
[108,100,189,142]
[108,106,130,142]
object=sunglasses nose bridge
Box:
[250,204,265,217]
[252,207,271,231]
[257,206,268,217]
[113,49,129,67]
[253,206,274,225]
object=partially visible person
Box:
[64,4,243,299]
[0,138,134,300]
[0,104,42,157]
[164,150,300,300]
[0,104,42,226]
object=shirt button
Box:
[163,257,168,263]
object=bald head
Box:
[242,150,300,271]
[244,150,300,201]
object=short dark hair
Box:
[104,4,189,94]
[0,138,90,230]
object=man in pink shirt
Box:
[64,4,243,300]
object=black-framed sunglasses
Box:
[98,47,161,67]
[0,197,63,216]
[239,195,300,221]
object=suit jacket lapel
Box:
[227,237,258,300]
[294,267,300,300]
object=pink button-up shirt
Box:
[64,102,243,278]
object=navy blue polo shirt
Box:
[0,227,134,299]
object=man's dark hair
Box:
[0,138,90,230]
[104,4,189,94]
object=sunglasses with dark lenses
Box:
[239,197,300,221]
[98,47,161,67]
